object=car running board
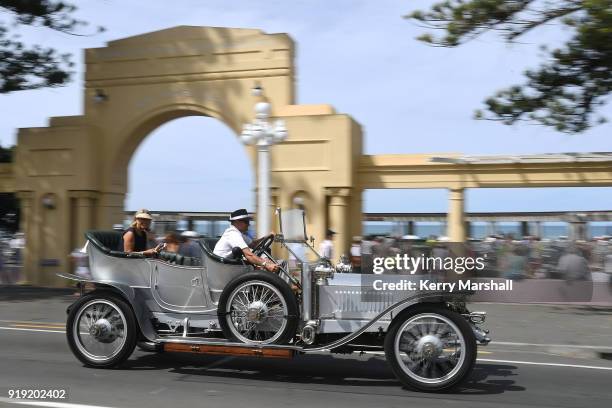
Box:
[160,337,297,359]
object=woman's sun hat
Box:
[134,209,153,220]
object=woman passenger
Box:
[122,209,162,257]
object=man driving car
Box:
[213,209,279,273]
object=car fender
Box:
[59,273,157,342]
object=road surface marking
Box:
[477,358,612,371]
[11,324,65,329]
[0,320,64,325]
[365,351,612,370]
[0,326,64,334]
[0,397,115,408]
[492,341,612,350]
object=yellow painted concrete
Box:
[0,163,14,193]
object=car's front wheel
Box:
[66,292,138,368]
[384,304,477,392]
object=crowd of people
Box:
[349,233,612,281]
[0,231,24,284]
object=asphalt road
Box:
[0,288,611,408]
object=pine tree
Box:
[0,1,103,93]
[407,0,612,133]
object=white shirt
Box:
[319,239,334,260]
[213,225,252,258]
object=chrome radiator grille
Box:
[318,286,408,318]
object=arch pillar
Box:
[326,187,351,261]
[447,188,466,242]
[69,191,99,248]
[348,187,363,241]
[97,192,126,230]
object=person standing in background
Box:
[361,235,374,274]
[350,236,362,273]
[9,232,24,265]
[319,229,336,260]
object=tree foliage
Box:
[0,1,103,93]
[407,0,612,133]
[0,144,14,162]
[0,145,17,232]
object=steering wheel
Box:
[252,234,275,256]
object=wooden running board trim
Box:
[163,342,295,359]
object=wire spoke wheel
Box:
[73,300,127,362]
[395,314,465,384]
[225,280,289,344]
[384,305,477,391]
[67,293,137,368]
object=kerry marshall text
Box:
[372,279,513,293]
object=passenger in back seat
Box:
[179,230,201,258]
[121,209,163,257]
[162,233,181,253]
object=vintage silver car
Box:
[59,209,491,392]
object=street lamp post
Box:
[240,85,288,237]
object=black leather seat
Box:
[158,251,201,267]
[198,238,245,265]
[87,231,123,251]
[86,231,145,258]
[203,238,219,251]
[86,230,202,264]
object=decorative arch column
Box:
[69,191,100,248]
[447,188,466,242]
[325,187,351,261]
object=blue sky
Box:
[1,0,610,213]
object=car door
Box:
[151,261,211,310]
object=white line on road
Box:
[365,351,612,370]
[0,320,64,324]
[492,341,612,350]
[0,326,64,334]
[477,358,612,371]
[0,397,115,408]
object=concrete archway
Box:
[125,114,253,213]
[108,103,249,207]
[13,26,363,285]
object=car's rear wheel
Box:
[218,271,298,344]
[67,292,137,368]
[384,304,476,392]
